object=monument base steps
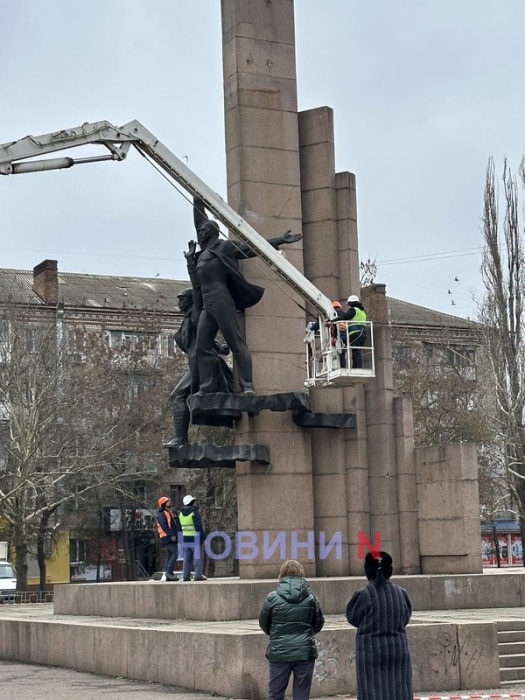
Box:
[499,621,525,684]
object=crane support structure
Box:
[0,120,337,323]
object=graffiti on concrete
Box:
[425,631,481,679]
[314,636,354,682]
[456,634,482,677]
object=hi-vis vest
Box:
[178,511,196,536]
[157,510,174,539]
[349,307,367,336]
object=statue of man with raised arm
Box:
[185,197,300,395]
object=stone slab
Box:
[188,391,311,416]
[0,609,503,698]
[430,572,522,610]
[457,622,500,689]
[293,411,356,428]
[166,442,270,468]
[53,571,525,621]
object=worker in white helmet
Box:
[343,295,367,368]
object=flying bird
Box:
[454,276,459,282]
[448,290,452,294]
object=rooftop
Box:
[388,296,479,330]
[0,267,190,312]
[0,262,480,328]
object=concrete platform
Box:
[0,603,502,699]
[3,572,525,698]
[54,569,525,621]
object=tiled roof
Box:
[57,271,189,311]
[0,264,479,327]
[0,268,190,312]
[0,269,42,304]
[387,297,479,330]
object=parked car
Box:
[0,561,17,600]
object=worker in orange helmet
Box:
[307,300,348,368]
[156,496,179,581]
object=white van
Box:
[0,561,17,600]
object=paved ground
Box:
[2,659,525,700]
[0,661,222,699]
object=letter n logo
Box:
[357,531,381,560]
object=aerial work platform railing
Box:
[305,320,375,387]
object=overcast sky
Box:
[1,0,524,320]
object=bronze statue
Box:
[166,287,233,447]
[186,197,300,395]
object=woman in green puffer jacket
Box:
[259,559,325,700]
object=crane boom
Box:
[0,119,337,321]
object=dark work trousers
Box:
[338,331,348,368]
[349,328,367,369]
[196,290,253,392]
[164,542,178,575]
[182,538,203,580]
[267,658,315,700]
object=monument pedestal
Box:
[0,573,510,698]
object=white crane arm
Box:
[0,119,336,321]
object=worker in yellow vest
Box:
[177,495,207,581]
[342,295,367,369]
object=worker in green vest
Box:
[178,494,207,581]
[343,295,367,369]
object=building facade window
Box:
[70,538,87,565]
[396,345,412,363]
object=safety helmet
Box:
[183,495,195,506]
[347,294,360,304]
[332,300,342,308]
[158,496,170,508]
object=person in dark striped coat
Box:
[346,551,413,700]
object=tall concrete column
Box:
[298,106,349,575]
[298,107,339,299]
[362,285,401,563]
[336,171,360,298]
[344,383,370,574]
[297,107,378,575]
[221,0,315,577]
[394,395,421,574]
[335,171,371,573]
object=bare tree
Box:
[360,257,377,286]
[478,155,525,540]
[392,326,491,447]
[0,303,185,589]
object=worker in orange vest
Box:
[156,496,179,581]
